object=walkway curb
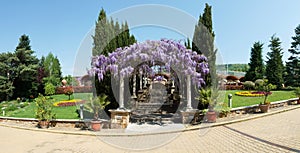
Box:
[1,104,300,137]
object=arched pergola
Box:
[91,39,209,110]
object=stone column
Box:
[186,75,192,110]
[132,74,137,98]
[140,74,143,90]
[118,76,125,110]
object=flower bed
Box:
[53,99,86,107]
[235,91,272,97]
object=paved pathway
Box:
[1,108,300,153]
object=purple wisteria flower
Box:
[90,39,210,87]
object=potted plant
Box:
[215,102,230,118]
[259,81,275,113]
[197,88,219,122]
[84,94,110,131]
[35,94,56,128]
[293,87,300,104]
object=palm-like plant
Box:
[84,94,110,120]
[197,88,219,111]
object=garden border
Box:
[0,98,299,137]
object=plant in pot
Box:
[84,94,110,131]
[197,88,219,123]
[258,80,275,113]
[215,102,230,118]
[35,94,56,128]
[293,87,300,104]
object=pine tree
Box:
[192,3,217,87]
[285,24,300,87]
[13,35,39,98]
[0,52,15,101]
[245,42,264,81]
[16,34,31,50]
[266,35,284,89]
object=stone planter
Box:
[259,104,270,113]
[90,120,101,131]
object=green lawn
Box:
[222,90,296,108]
[6,93,92,119]
[2,90,297,119]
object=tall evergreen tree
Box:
[92,8,136,110]
[16,34,31,50]
[184,38,191,49]
[13,35,39,98]
[192,3,217,87]
[245,42,264,81]
[37,56,46,94]
[0,52,15,101]
[285,24,300,87]
[265,35,284,89]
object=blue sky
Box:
[1,1,300,76]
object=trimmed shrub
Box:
[244,81,255,90]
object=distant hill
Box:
[217,64,249,72]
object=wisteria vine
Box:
[90,39,210,87]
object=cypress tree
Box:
[92,8,136,111]
[245,42,264,81]
[285,24,300,87]
[265,35,284,89]
[192,3,217,87]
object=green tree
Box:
[16,34,31,50]
[192,3,217,87]
[0,52,15,101]
[265,35,284,89]
[92,8,136,110]
[245,42,264,81]
[63,75,79,86]
[13,35,39,98]
[43,52,62,86]
[285,24,300,87]
[44,82,55,96]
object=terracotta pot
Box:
[259,104,270,113]
[206,111,217,123]
[91,120,101,131]
[38,120,50,129]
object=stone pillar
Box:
[118,76,125,110]
[143,77,147,88]
[132,74,137,98]
[186,75,192,110]
[140,74,143,90]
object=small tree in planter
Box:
[259,80,275,113]
[293,87,300,104]
[84,94,110,131]
[35,94,56,128]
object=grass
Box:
[5,93,92,119]
[222,90,296,108]
[1,90,297,119]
